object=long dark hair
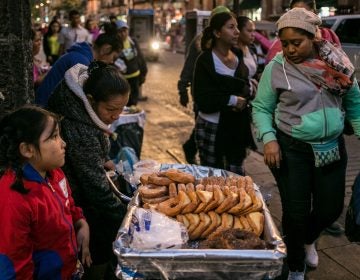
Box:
[201,12,236,51]
[0,105,61,194]
[84,61,130,103]
[45,19,61,37]
[237,16,252,31]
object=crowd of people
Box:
[1,1,360,279]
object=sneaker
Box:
[324,221,344,235]
[287,270,305,280]
[304,243,318,268]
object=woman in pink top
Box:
[265,0,340,64]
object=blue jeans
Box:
[271,131,347,271]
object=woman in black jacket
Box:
[47,61,130,279]
[193,12,255,175]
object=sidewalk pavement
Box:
[138,96,360,280]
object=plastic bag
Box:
[129,208,188,250]
[133,159,161,184]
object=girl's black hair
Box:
[93,22,122,54]
[0,105,60,194]
[278,26,315,39]
[290,0,316,11]
[236,16,252,31]
[201,12,236,51]
[84,61,130,103]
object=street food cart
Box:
[113,164,286,280]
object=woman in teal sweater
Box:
[252,8,360,280]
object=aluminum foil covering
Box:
[114,164,286,280]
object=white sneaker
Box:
[304,243,318,268]
[287,270,305,280]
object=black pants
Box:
[271,131,347,271]
[127,76,140,106]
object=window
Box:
[335,18,360,44]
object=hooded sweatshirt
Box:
[252,53,360,145]
[35,42,93,107]
[47,64,126,264]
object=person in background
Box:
[236,16,259,93]
[47,62,130,279]
[32,29,49,90]
[36,22,122,107]
[58,10,92,55]
[265,0,340,64]
[43,19,61,65]
[85,18,100,43]
[178,5,230,164]
[193,12,254,175]
[252,8,360,280]
[0,105,91,279]
[115,20,147,106]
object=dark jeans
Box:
[127,76,140,106]
[271,131,347,271]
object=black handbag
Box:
[345,172,360,242]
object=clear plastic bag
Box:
[129,208,188,250]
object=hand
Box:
[104,160,116,171]
[75,219,92,267]
[263,140,282,169]
[235,96,247,111]
[179,91,189,107]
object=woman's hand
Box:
[263,140,282,169]
[74,219,92,267]
[104,160,116,171]
[234,96,247,111]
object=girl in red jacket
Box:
[0,105,92,279]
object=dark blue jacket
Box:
[35,42,93,107]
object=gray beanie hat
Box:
[276,7,322,35]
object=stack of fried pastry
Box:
[138,172,265,240]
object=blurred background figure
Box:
[58,9,92,55]
[32,28,49,90]
[85,18,100,43]
[43,19,61,65]
[115,20,148,106]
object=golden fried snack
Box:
[205,185,214,192]
[233,216,244,229]
[162,169,195,184]
[185,213,200,234]
[190,212,211,240]
[203,185,224,212]
[239,193,263,216]
[236,176,246,189]
[194,190,213,213]
[142,196,169,204]
[138,185,168,199]
[156,190,191,217]
[181,184,200,214]
[195,184,205,191]
[228,187,247,215]
[220,213,234,229]
[168,183,178,198]
[244,176,254,192]
[140,173,152,185]
[215,186,239,214]
[177,183,187,192]
[143,203,160,210]
[246,211,265,236]
[239,216,253,232]
[201,211,222,238]
[148,174,175,186]
[176,214,190,228]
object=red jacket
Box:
[0,164,84,279]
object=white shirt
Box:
[199,52,238,124]
[59,26,92,52]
